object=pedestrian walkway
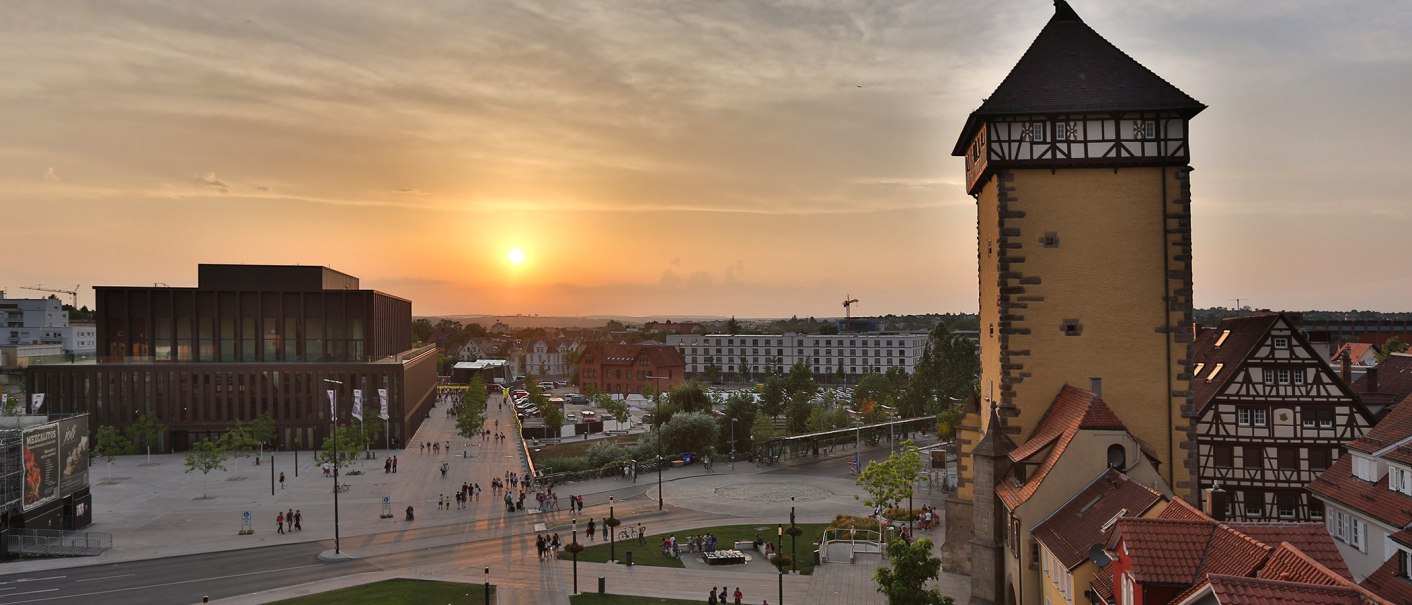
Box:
[4,393,972,603]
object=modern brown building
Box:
[25,265,437,451]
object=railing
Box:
[818,527,883,564]
[5,528,112,558]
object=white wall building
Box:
[665,332,929,377]
[0,296,95,360]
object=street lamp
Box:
[790,496,797,574]
[608,495,616,564]
[323,378,344,555]
[483,566,490,605]
[730,417,738,471]
[777,524,785,605]
[646,374,666,511]
[571,516,580,594]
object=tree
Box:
[456,389,487,441]
[667,381,713,415]
[904,324,979,418]
[856,439,922,511]
[761,375,786,418]
[785,362,818,403]
[541,402,566,439]
[874,537,952,605]
[659,412,718,456]
[807,406,834,433]
[219,423,258,461]
[412,318,434,345]
[317,424,368,469]
[125,412,167,463]
[93,425,133,481]
[750,413,775,452]
[703,362,723,385]
[786,391,813,435]
[250,413,277,456]
[1377,336,1411,363]
[726,316,741,335]
[718,391,759,454]
[185,440,227,499]
[596,393,630,424]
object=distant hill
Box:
[417,314,730,330]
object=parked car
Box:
[566,413,580,423]
[567,394,590,404]
[579,410,597,421]
[537,381,556,391]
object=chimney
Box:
[1090,377,1102,398]
[1340,348,1352,385]
[1203,484,1228,522]
[1368,367,1379,394]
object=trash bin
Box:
[598,576,606,594]
[626,551,633,566]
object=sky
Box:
[4,1,1411,318]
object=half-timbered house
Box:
[1192,312,1374,522]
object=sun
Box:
[507,248,525,265]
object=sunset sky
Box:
[4,1,1411,318]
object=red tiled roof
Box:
[952,0,1204,155]
[579,343,684,368]
[1252,542,1352,585]
[1360,552,1412,604]
[1347,394,1412,458]
[1191,314,1282,415]
[1227,524,1353,581]
[1032,469,1164,570]
[1354,354,1412,408]
[1117,518,1270,585]
[1161,498,1209,521]
[1333,343,1377,364]
[1391,528,1412,550]
[1197,574,1377,605]
[1091,571,1114,602]
[1308,456,1412,529]
[997,385,1142,510]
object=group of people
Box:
[707,586,746,604]
[681,533,722,554]
[534,532,562,561]
[916,505,939,530]
[275,509,303,534]
[419,440,450,454]
[382,456,399,473]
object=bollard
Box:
[463,450,467,459]
[626,551,633,566]
[598,576,606,594]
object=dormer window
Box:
[1193,362,1205,376]
[1352,455,1377,482]
[1214,330,1231,348]
[1273,337,1289,349]
[1207,363,1224,381]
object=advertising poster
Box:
[59,416,90,497]
[22,423,60,511]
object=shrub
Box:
[535,456,593,474]
[586,442,631,468]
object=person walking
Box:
[385,457,392,473]
[638,523,646,545]
[276,512,285,535]
[733,587,743,604]
[294,510,302,531]
[709,588,718,605]
[286,508,294,532]
[279,472,285,489]
[392,456,398,473]
[587,518,596,542]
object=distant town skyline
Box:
[4,2,1411,317]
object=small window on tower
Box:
[1040,232,1060,248]
[1061,319,1083,336]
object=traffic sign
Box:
[243,511,251,520]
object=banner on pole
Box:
[378,388,389,420]
[327,389,336,420]
[352,389,364,421]
[31,393,45,414]
[1,393,7,416]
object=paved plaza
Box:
[0,395,970,604]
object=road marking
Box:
[0,564,322,604]
[0,589,58,597]
[75,574,135,583]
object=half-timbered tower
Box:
[1193,313,1373,522]
[944,1,1206,593]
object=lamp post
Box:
[323,378,343,555]
[609,495,616,564]
[790,496,797,574]
[730,417,738,471]
[777,524,784,605]
[571,516,579,594]
[646,374,666,510]
[483,566,490,605]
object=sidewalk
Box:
[6,397,972,603]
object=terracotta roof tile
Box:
[997,385,1140,510]
[1253,542,1352,585]
[1360,552,1412,604]
[952,0,1204,155]
[1161,498,1209,521]
[1226,524,1353,580]
[1117,517,1269,585]
[1032,469,1164,570]
[1349,393,1412,462]
[1199,574,1377,605]
[1333,343,1377,365]
[1353,354,1412,403]
[1308,456,1412,529]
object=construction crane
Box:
[23,285,80,308]
[843,295,859,332]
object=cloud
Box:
[42,167,60,182]
[255,185,270,192]
[194,172,229,194]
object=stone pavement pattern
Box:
[8,393,971,604]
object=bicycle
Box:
[618,528,635,542]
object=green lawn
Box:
[562,522,827,574]
[267,579,491,604]
[570,595,703,605]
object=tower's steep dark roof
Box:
[953,1,1205,155]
